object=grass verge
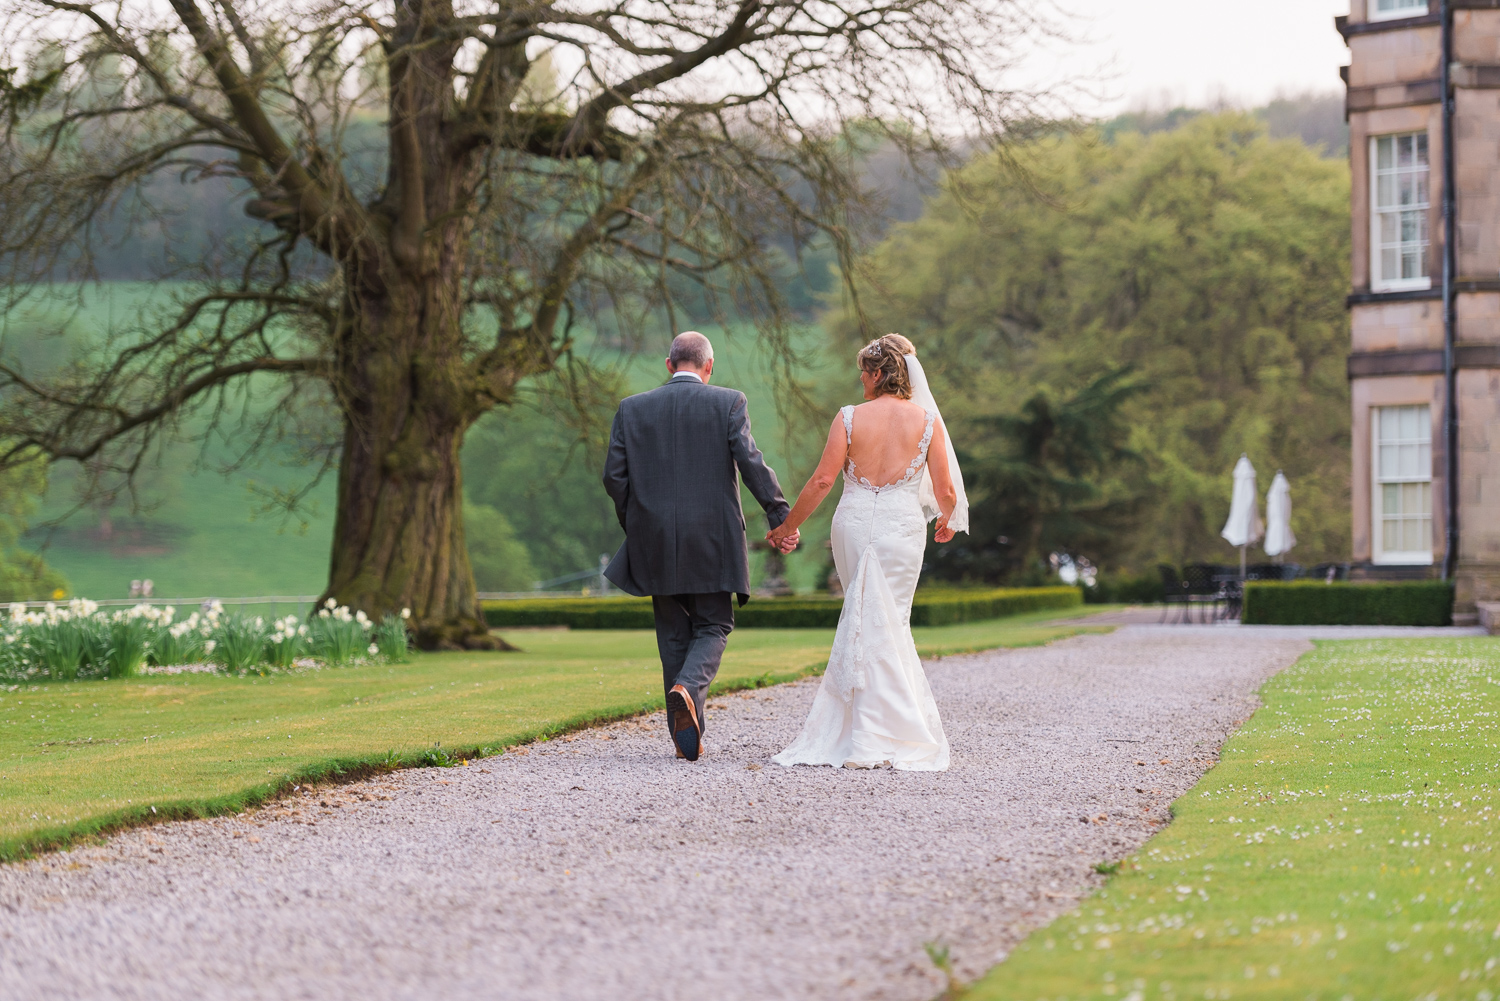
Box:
[2,610,1109,861]
[969,636,1500,1001]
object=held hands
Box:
[934,516,955,544]
[766,523,800,554]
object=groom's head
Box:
[666,331,714,382]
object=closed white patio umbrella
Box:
[1220,454,1263,577]
[1264,470,1297,561]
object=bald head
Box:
[669,331,713,368]
[666,331,715,381]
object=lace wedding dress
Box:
[772,405,950,771]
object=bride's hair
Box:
[857,334,914,399]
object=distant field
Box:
[11,284,840,599]
[0,608,1110,860]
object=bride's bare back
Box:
[845,397,933,487]
[767,339,958,548]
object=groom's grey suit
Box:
[602,372,790,730]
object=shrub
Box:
[1242,580,1454,626]
[481,587,1083,630]
[1084,573,1166,605]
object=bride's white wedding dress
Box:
[772,404,950,771]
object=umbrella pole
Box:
[1240,544,1246,579]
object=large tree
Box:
[0,0,1059,645]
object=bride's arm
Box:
[927,421,959,542]
[767,415,847,545]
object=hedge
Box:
[482,586,1082,630]
[1241,580,1454,626]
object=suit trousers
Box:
[651,592,735,730]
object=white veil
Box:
[904,353,969,534]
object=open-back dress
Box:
[771,404,950,771]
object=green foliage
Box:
[265,615,309,668]
[482,587,1081,629]
[1242,580,1453,626]
[932,369,1144,582]
[1083,572,1165,605]
[974,637,1500,1000]
[0,454,67,600]
[840,113,1352,574]
[308,601,374,666]
[908,586,1082,626]
[461,374,625,583]
[208,614,270,675]
[0,600,401,682]
[463,502,537,592]
[102,611,154,678]
[373,612,411,663]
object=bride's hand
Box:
[933,516,955,544]
[767,522,797,547]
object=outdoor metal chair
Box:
[1182,563,1226,622]
[1157,563,1186,623]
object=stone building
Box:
[1338,0,1500,617]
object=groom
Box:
[602,331,798,761]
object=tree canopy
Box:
[839,113,1352,577]
[0,0,1063,641]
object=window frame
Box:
[1369,0,1429,22]
[1371,404,1434,566]
[1369,132,1433,293]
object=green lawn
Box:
[972,636,1500,1001]
[1,610,1108,860]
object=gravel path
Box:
[0,627,1314,1001]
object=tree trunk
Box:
[322,275,509,651]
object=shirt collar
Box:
[670,371,703,383]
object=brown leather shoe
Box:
[666,685,702,761]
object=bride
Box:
[766,334,968,771]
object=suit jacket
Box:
[602,375,789,602]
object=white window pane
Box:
[1381,248,1399,280]
[1398,175,1417,206]
[1400,444,1418,478]
[1398,136,1414,167]
[1377,136,1394,170]
[1379,212,1397,242]
[1380,408,1399,440]
[1383,482,1400,514]
[1400,212,1422,242]
[1419,482,1432,516]
[1399,405,1420,438]
[1415,132,1429,163]
[1377,175,1396,207]
[1384,519,1399,550]
[1418,442,1431,475]
[1420,516,1432,543]
[1402,517,1422,552]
